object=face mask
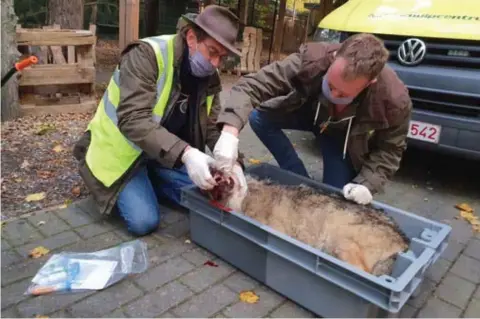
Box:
[322,75,354,105]
[189,44,216,78]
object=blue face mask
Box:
[322,75,354,105]
[189,45,216,78]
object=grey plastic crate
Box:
[180,163,452,317]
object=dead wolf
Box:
[208,171,410,276]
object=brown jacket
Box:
[216,42,412,194]
[73,33,241,215]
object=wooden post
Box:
[239,26,262,74]
[304,9,311,43]
[89,23,97,64]
[272,0,286,61]
[238,0,249,25]
[254,28,262,71]
[119,0,140,51]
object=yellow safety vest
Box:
[85,34,214,187]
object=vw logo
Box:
[397,38,427,66]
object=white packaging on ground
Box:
[25,239,148,296]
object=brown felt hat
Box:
[180,5,241,57]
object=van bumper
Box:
[408,109,480,161]
[388,62,480,161]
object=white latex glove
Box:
[343,183,373,205]
[181,147,217,190]
[213,131,239,173]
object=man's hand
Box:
[181,146,217,190]
[343,183,373,205]
[213,125,239,173]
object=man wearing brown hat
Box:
[73,5,247,236]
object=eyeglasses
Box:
[201,42,229,64]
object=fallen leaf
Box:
[1,221,6,228]
[35,123,56,135]
[239,290,260,304]
[203,260,218,267]
[35,315,49,318]
[15,178,23,183]
[460,210,479,223]
[457,208,480,233]
[37,170,54,179]
[455,203,474,213]
[248,159,262,165]
[29,246,50,258]
[71,186,81,197]
[25,192,46,202]
[52,145,64,153]
[20,160,30,169]
[64,199,73,206]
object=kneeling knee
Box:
[248,109,263,130]
[127,215,160,237]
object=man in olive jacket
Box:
[73,6,247,236]
[213,33,412,205]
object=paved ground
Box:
[1,76,480,318]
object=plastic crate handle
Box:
[221,220,268,249]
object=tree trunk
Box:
[1,0,21,122]
[47,0,85,29]
[144,0,160,36]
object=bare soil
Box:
[0,40,242,219]
[0,41,121,219]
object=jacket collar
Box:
[174,32,187,69]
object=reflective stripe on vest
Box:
[85,34,214,188]
[206,95,213,115]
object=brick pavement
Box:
[2,77,480,318]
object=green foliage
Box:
[287,0,318,13]
[14,0,48,27]
[13,0,314,40]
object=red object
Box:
[204,260,219,267]
[15,56,38,71]
[209,167,235,201]
[209,200,232,212]
[202,167,235,213]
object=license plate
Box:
[407,120,441,144]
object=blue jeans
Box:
[248,107,357,189]
[116,161,193,236]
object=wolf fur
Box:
[219,175,410,276]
